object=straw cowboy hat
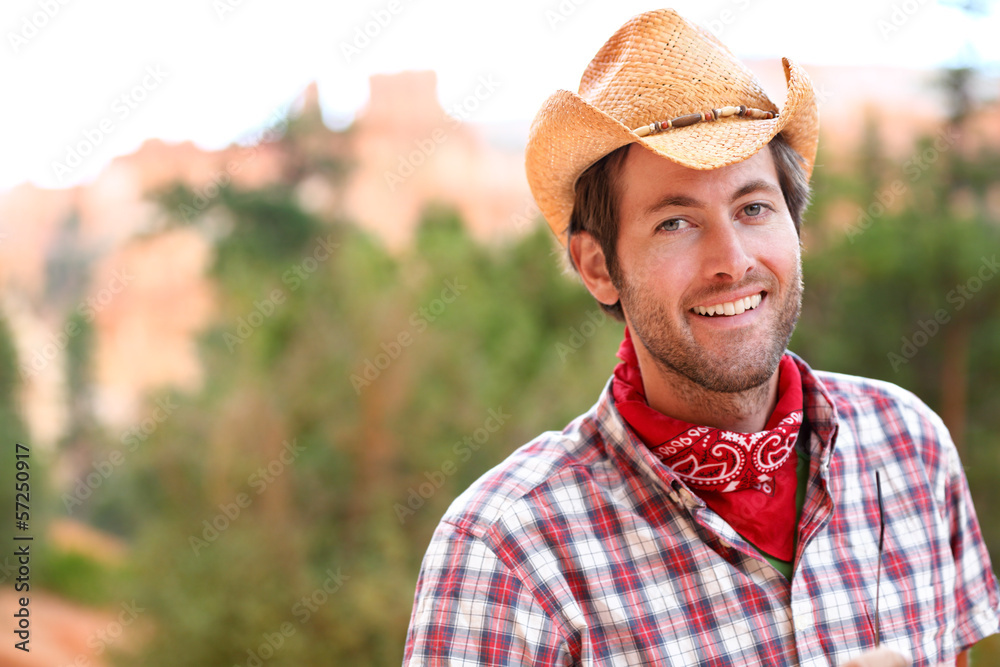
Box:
[525,8,819,245]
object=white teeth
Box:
[694,293,763,317]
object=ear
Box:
[568,231,620,307]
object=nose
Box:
[702,220,755,282]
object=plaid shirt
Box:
[404,354,1000,666]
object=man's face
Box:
[612,144,802,393]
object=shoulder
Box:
[438,395,617,541]
[816,369,929,412]
[810,366,958,472]
[815,369,948,435]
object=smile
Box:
[693,292,763,317]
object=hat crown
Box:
[523,8,819,245]
[578,9,776,131]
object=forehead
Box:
[617,144,780,212]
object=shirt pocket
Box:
[871,493,957,664]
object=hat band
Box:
[633,105,777,137]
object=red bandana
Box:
[612,329,803,561]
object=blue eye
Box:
[659,218,684,231]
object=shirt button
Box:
[792,600,814,629]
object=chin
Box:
[691,355,780,394]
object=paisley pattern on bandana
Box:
[611,328,804,560]
[653,410,802,494]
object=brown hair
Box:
[567,133,811,321]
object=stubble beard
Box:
[617,262,803,395]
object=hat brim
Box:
[525,58,818,246]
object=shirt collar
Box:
[591,351,841,500]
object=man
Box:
[404,9,999,666]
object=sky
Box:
[1,0,997,190]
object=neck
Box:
[631,339,780,434]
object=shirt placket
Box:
[789,408,839,665]
[605,372,842,665]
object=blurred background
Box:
[1,0,999,664]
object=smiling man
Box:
[403,9,999,666]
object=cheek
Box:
[628,258,691,311]
[750,224,800,279]
[769,243,800,277]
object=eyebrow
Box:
[643,179,783,216]
[731,179,782,202]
